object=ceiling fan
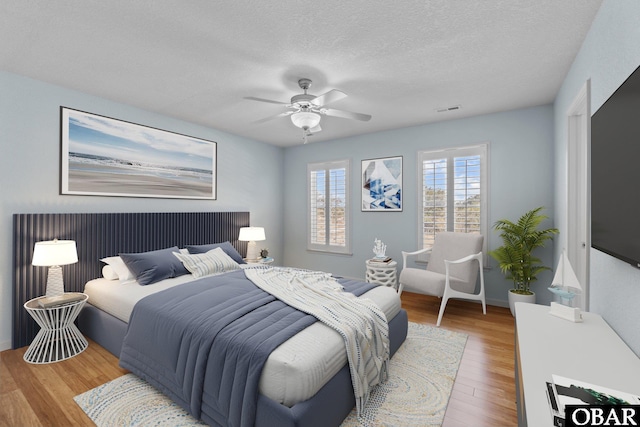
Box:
[245,78,372,143]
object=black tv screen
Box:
[591,64,640,268]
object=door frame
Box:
[566,80,590,311]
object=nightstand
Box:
[365,260,398,289]
[23,292,89,364]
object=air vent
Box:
[436,105,461,113]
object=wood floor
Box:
[0,292,517,427]
[401,293,518,427]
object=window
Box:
[308,159,351,254]
[418,144,488,251]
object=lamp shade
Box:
[291,111,321,130]
[238,227,266,242]
[32,240,78,266]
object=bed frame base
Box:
[79,304,408,427]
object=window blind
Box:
[308,160,350,254]
[419,144,487,251]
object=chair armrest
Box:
[401,248,432,269]
[444,251,483,266]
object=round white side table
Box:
[23,292,89,364]
[365,260,398,289]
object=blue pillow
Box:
[186,241,246,264]
[120,246,189,286]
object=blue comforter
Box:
[119,269,375,427]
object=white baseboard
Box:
[0,340,11,352]
[486,297,509,308]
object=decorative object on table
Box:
[546,374,640,426]
[260,248,269,258]
[361,156,402,211]
[60,107,217,199]
[368,257,392,264]
[372,238,387,259]
[548,250,582,303]
[74,323,466,427]
[37,293,86,308]
[239,226,266,262]
[32,239,78,297]
[548,250,583,322]
[489,206,558,316]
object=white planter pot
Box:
[508,290,536,316]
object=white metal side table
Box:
[365,260,398,289]
[23,292,89,364]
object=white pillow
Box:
[173,247,240,278]
[100,256,136,284]
[101,265,119,281]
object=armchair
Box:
[398,232,486,326]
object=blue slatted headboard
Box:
[12,212,250,349]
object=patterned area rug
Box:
[74,322,467,427]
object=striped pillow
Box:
[173,247,240,278]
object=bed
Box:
[83,264,407,426]
[12,212,408,427]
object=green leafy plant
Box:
[489,206,558,295]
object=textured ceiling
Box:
[0,1,602,147]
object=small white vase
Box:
[508,290,536,316]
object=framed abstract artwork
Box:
[60,107,217,199]
[361,156,402,211]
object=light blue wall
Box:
[554,0,640,355]
[283,105,556,307]
[0,71,284,351]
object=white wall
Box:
[0,71,284,351]
[283,105,557,306]
[553,0,640,355]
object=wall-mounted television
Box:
[591,64,640,268]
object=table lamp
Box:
[238,227,265,262]
[32,239,78,297]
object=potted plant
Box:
[489,206,558,316]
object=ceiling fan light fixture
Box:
[291,111,321,130]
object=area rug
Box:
[74,322,467,427]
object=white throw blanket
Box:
[244,266,390,415]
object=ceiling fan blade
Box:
[253,111,292,124]
[244,96,289,106]
[323,108,372,122]
[311,89,347,107]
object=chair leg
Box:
[397,282,404,295]
[478,258,487,315]
[436,290,450,327]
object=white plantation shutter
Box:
[309,169,326,245]
[418,144,488,252]
[422,158,448,248]
[453,155,482,234]
[308,160,351,254]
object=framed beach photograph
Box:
[361,156,402,211]
[61,107,217,199]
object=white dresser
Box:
[515,302,640,426]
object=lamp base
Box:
[246,241,260,262]
[45,266,65,297]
